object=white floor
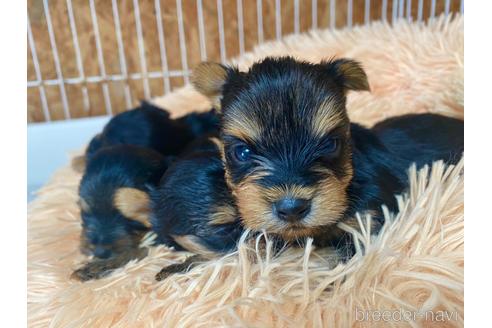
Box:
[28,116,110,202]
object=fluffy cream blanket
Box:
[28,16,463,327]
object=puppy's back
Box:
[372,113,464,168]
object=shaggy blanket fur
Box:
[28,16,463,327]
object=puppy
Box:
[191,57,463,254]
[72,145,169,281]
[72,101,219,171]
[149,137,243,280]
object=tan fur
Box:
[171,235,217,258]
[261,184,316,203]
[235,174,351,239]
[209,205,238,225]
[28,17,464,327]
[209,137,226,163]
[222,111,262,142]
[191,62,228,110]
[308,176,350,227]
[224,169,236,196]
[113,188,151,228]
[235,182,273,231]
[311,99,349,138]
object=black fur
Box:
[85,101,219,160]
[150,137,243,254]
[79,145,169,259]
[347,113,464,218]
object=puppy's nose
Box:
[93,246,112,259]
[274,198,311,222]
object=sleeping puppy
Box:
[72,101,219,172]
[150,136,244,280]
[72,137,243,281]
[71,145,170,281]
[190,57,464,257]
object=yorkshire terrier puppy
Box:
[71,145,170,281]
[191,57,464,254]
[72,101,219,171]
[150,136,243,280]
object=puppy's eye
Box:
[232,144,252,162]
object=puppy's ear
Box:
[324,58,370,92]
[113,188,151,228]
[191,62,229,111]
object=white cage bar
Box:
[196,0,208,61]
[237,0,245,56]
[154,0,172,95]
[27,14,51,122]
[27,0,462,122]
[42,0,71,119]
[111,0,133,108]
[176,0,190,84]
[275,0,282,40]
[66,0,90,112]
[89,0,113,115]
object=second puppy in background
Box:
[71,102,219,281]
[72,101,219,172]
[73,136,244,281]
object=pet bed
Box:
[28,15,463,327]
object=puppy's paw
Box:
[155,263,187,281]
[71,261,114,281]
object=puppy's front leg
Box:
[71,247,149,281]
[155,255,206,281]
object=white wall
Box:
[27,116,110,201]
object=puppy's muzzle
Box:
[273,198,311,223]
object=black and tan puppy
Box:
[72,145,169,281]
[191,57,463,254]
[150,137,243,280]
[72,101,219,171]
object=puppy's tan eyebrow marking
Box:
[311,98,347,138]
[223,111,262,142]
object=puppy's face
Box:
[192,57,369,240]
[79,188,151,258]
